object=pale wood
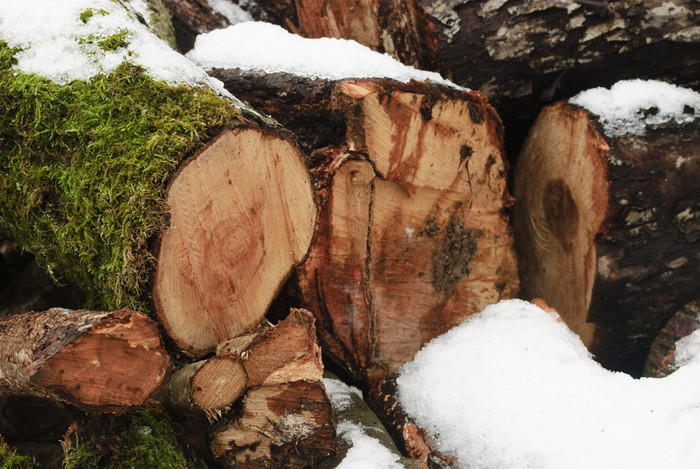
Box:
[513,102,609,346]
[152,127,316,357]
[0,308,171,412]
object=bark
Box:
[0,308,171,412]
[644,300,700,378]
[151,124,317,357]
[212,70,520,385]
[419,0,700,124]
[367,377,453,468]
[161,0,230,51]
[513,101,700,374]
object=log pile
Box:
[2,0,699,467]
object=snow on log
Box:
[190,23,519,385]
[0,1,317,357]
[208,310,336,468]
[644,300,700,378]
[0,308,171,412]
[420,0,700,121]
[512,80,700,373]
[391,299,700,468]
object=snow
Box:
[569,79,700,137]
[208,0,253,25]
[396,299,700,469]
[323,377,403,469]
[186,22,461,88]
[0,0,235,100]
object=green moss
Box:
[63,408,196,469]
[0,437,34,469]
[79,8,108,23]
[98,29,130,51]
[0,42,240,312]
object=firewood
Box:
[420,0,700,123]
[213,70,520,385]
[0,1,317,357]
[512,90,700,373]
[209,381,336,468]
[208,309,336,468]
[0,308,171,412]
[644,300,700,378]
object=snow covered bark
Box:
[0,308,171,412]
[211,69,520,385]
[420,0,700,122]
[512,81,700,373]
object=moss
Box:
[98,29,130,51]
[63,408,196,469]
[0,42,240,312]
[0,437,34,469]
[79,8,108,23]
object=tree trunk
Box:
[212,70,520,385]
[151,124,317,357]
[419,0,700,123]
[207,309,336,468]
[513,101,700,374]
[0,308,171,412]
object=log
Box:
[212,70,520,385]
[644,300,700,378]
[0,1,317,357]
[419,0,700,124]
[0,308,171,412]
[208,310,336,468]
[512,85,700,374]
[209,381,336,468]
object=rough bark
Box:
[513,101,700,374]
[211,71,519,385]
[419,0,700,124]
[151,123,316,357]
[0,308,171,412]
[161,0,230,51]
[367,377,453,468]
[644,300,700,378]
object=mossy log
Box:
[513,101,700,374]
[419,0,700,123]
[207,309,336,468]
[1,47,317,358]
[644,300,700,378]
[212,70,520,385]
[0,308,171,412]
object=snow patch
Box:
[0,0,236,101]
[396,299,700,468]
[208,0,253,25]
[187,22,462,88]
[569,79,700,137]
[323,376,362,413]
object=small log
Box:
[209,381,336,468]
[212,70,520,385]
[208,308,336,467]
[0,308,171,412]
[644,300,700,378]
[513,95,700,373]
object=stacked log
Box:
[512,88,700,374]
[644,300,700,378]
[212,69,520,385]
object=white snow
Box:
[323,377,403,469]
[0,0,235,101]
[208,0,253,25]
[396,299,700,469]
[569,79,700,137]
[186,22,461,88]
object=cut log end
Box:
[191,355,247,419]
[152,126,317,357]
[513,102,610,346]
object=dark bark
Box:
[643,300,700,377]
